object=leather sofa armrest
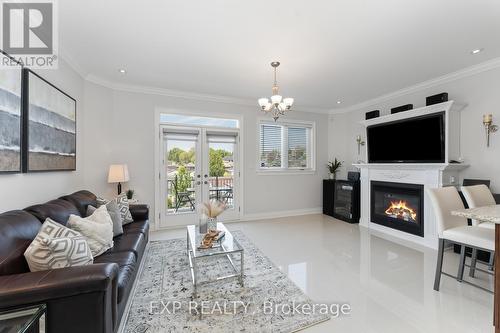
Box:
[0,263,118,308]
[129,204,149,221]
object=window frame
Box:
[257,118,316,175]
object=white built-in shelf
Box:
[352,163,469,171]
[359,101,467,127]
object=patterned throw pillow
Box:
[67,205,114,257]
[24,219,93,272]
[87,200,123,237]
[96,197,108,207]
[115,193,133,225]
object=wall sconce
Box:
[483,114,498,147]
[356,135,365,155]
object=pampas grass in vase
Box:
[199,200,226,232]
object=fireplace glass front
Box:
[370,181,424,237]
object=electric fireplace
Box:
[370,181,424,237]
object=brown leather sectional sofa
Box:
[0,190,149,333]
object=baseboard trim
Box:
[152,208,324,231]
[242,207,323,221]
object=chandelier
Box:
[258,61,294,121]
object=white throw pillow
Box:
[87,201,123,237]
[24,218,93,272]
[67,205,114,257]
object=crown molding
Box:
[330,56,500,114]
[58,47,88,79]
[85,74,330,114]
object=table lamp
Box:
[108,164,129,194]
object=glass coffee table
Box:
[187,222,244,297]
[0,304,46,333]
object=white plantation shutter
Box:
[260,124,282,167]
[288,127,308,168]
[259,121,314,171]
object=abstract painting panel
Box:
[27,71,76,171]
[0,53,23,173]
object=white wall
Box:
[0,59,84,212]
[329,67,500,192]
[82,81,329,225]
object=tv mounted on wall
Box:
[367,112,445,163]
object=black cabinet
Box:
[323,179,335,216]
[323,179,360,224]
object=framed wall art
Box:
[24,70,76,172]
[0,51,23,173]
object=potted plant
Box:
[126,189,135,200]
[327,158,343,180]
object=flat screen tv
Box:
[367,112,445,163]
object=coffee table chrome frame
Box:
[186,227,244,298]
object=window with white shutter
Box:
[260,124,282,168]
[259,120,315,172]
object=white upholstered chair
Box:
[461,184,496,229]
[427,186,494,292]
[461,184,496,275]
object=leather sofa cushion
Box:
[107,233,146,260]
[59,190,97,217]
[0,210,42,275]
[122,220,149,237]
[24,199,80,225]
[129,204,149,221]
[94,251,136,303]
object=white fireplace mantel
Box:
[353,101,469,249]
[354,163,468,249]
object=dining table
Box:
[452,204,500,333]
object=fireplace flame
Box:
[385,200,417,221]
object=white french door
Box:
[160,125,240,228]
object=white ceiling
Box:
[60,0,500,110]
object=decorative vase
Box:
[199,218,208,234]
[329,173,336,180]
[207,217,218,231]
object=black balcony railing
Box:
[167,175,234,212]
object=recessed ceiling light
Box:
[471,48,484,55]
[118,68,127,74]
[337,100,342,104]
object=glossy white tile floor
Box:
[151,214,494,333]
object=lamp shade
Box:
[108,164,130,183]
[283,97,294,107]
[258,98,269,108]
[271,95,282,104]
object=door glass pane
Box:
[207,135,235,209]
[166,134,196,214]
[161,114,239,128]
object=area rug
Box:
[123,231,330,332]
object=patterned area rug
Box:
[123,231,330,332]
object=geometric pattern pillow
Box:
[115,193,133,224]
[96,197,108,207]
[34,218,81,242]
[24,219,93,272]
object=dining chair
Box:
[461,184,496,275]
[427,186,495,292]
[461,185,496,229]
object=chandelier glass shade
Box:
[258,62,294,121]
